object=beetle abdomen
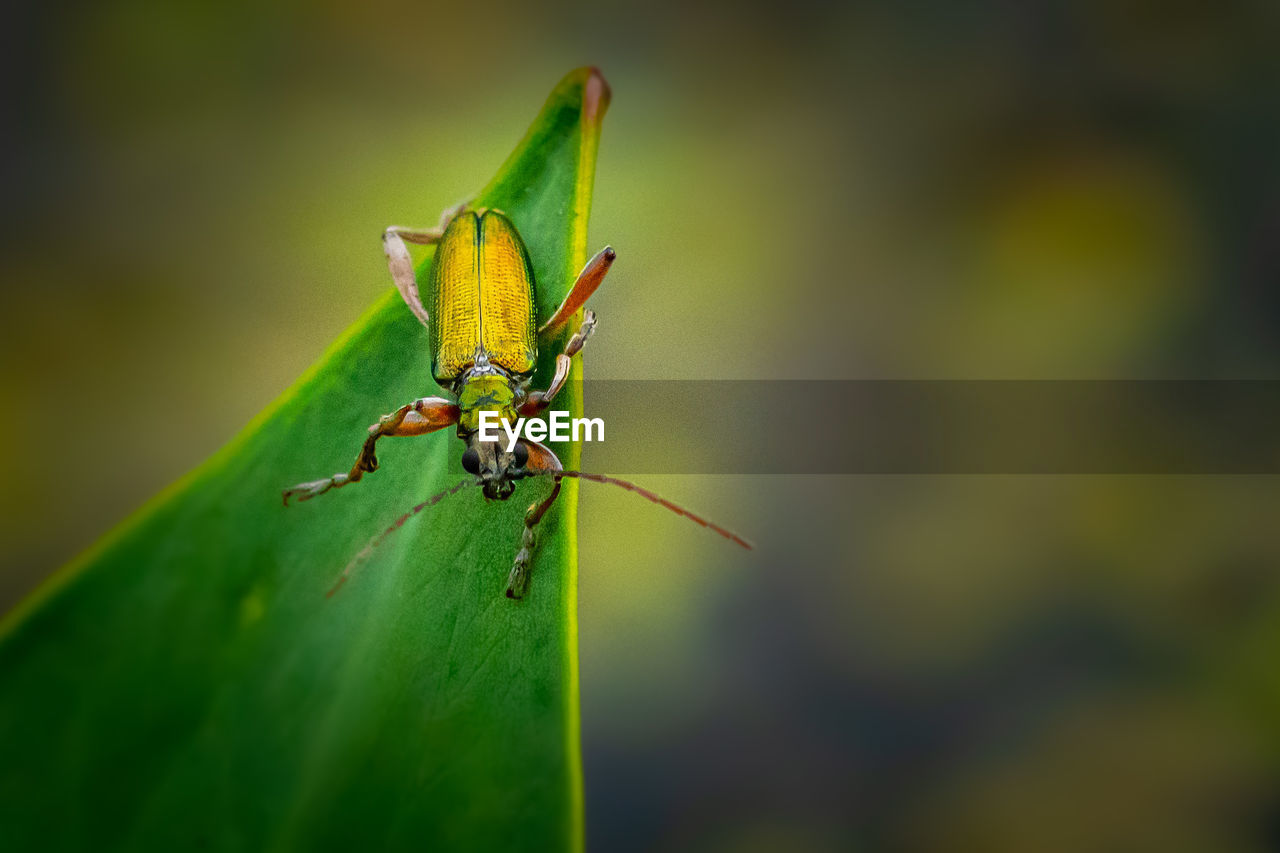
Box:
[427,210,537,383]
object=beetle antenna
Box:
[548,470,753,550]
[327,478,472,597]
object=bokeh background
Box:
[5,0,1280,849]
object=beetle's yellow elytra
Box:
[429,212,481,381]
[478,212,537,376]
[427,210,537,383]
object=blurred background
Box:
[4,0,1280,849]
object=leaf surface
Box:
[0,66,609,853]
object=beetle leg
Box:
[283,397,460,504]
[539,246,615,336]
[382,228,432,327]
[438,198,471,229]
[386,198,473,244]
[520,311,596,414]
[506,440,564,598]
[381,199,473,328]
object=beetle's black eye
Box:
[461,447,480,475]
[512,443,529,468]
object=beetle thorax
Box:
[454,354,522,435]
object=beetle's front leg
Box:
[506,440,563,598]
[520,311,597,415]
[283,397,460,505]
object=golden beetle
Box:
[284,203,749,598]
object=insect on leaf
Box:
[0,66,610,853]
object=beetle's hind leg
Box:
[383,199,472,327]
[282,397,460,504]
[539,246,615,337]
[384,199,469,245]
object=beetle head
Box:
[461,434,529,500]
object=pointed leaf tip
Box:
[583,66,611,126]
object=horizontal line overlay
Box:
[566,380,1280,474]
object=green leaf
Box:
[0,67,609,852]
